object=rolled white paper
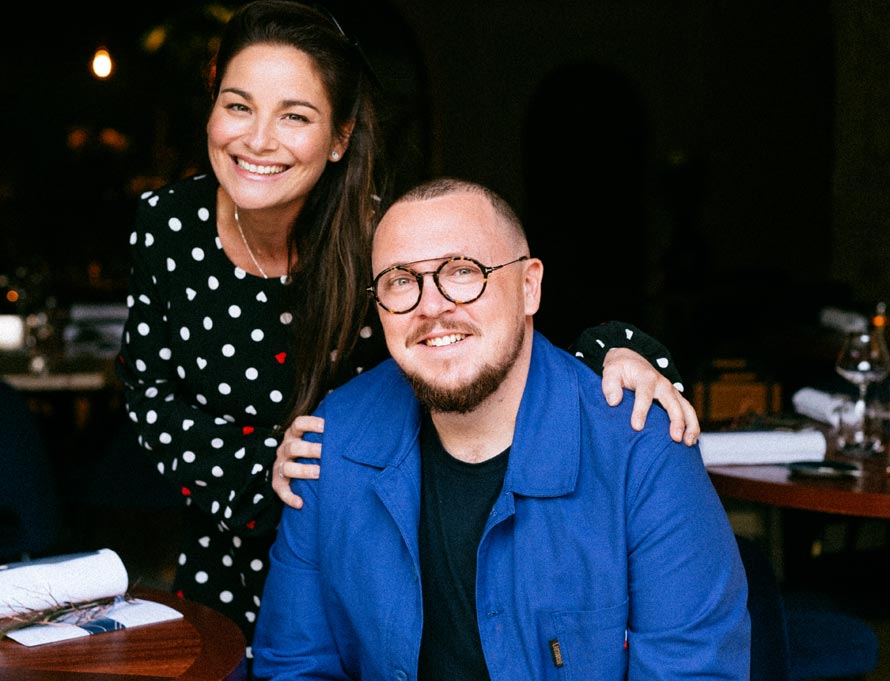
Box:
[0,548,129,618]
[792,387,856,428]
[698,429,826,466]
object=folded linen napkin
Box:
[819,306,868,333]
[792,387,856,427]
[0,548,128,618]
[698,429,826,466]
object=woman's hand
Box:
[273,415,324,509]
[601,347,700,446]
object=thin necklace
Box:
[233,206,269,279]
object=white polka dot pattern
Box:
[114,175,387,648]
[567,323,686,397]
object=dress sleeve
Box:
[567,321,685,390]
[115,199,282,537]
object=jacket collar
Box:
[505,331,581,498]
[344,331,582,498]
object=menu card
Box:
[0,548,182,647]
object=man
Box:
[253,178,750,679]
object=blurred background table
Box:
[707,427,890,589]
[0,353,114,393]
[708,453,890,519]
[0,588,246,681]
[706,429,890,677]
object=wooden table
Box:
[1,355,114,393]
[1,355,121,450]
[0,589,246,681]
[707,430,890,581]
[1,371,109,392]
[708,445,890,519]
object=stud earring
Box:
[331,151,340,161]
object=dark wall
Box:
[391,0,841,372]
[3,0,883,381]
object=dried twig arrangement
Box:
[0,591,136,637]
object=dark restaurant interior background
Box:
[3,0,890,675]
[3,0,889,390]
[3,0,889,387]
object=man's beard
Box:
[401,325,525,414]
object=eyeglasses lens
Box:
[377,258,486,313]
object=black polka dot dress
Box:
[115,173,385,660]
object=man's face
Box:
[371,192,540,413]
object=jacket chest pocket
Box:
[542,601,628,680]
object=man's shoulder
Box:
[322,359,408,410]
[532,334,616,414]
[316,360,418,462]
[534,332,675,445]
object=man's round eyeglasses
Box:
[367,256,529,314]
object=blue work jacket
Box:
[253,332,750,679]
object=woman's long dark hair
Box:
[208,0,387,419]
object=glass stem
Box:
[854,383,868,444]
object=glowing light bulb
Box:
[92,48,113,79]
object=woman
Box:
[115,0,697,665]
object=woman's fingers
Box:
[272,415,324,508]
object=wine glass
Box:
[835,329,890,455]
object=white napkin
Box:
[698,429,826,466]
[792,387,855,427]
[819,306,868,333]
[0,548,128,618]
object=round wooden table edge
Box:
[0,588,246,681]
[708,463,890,519]
[136,588,247,681]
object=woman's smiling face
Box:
[206,43,348,213]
